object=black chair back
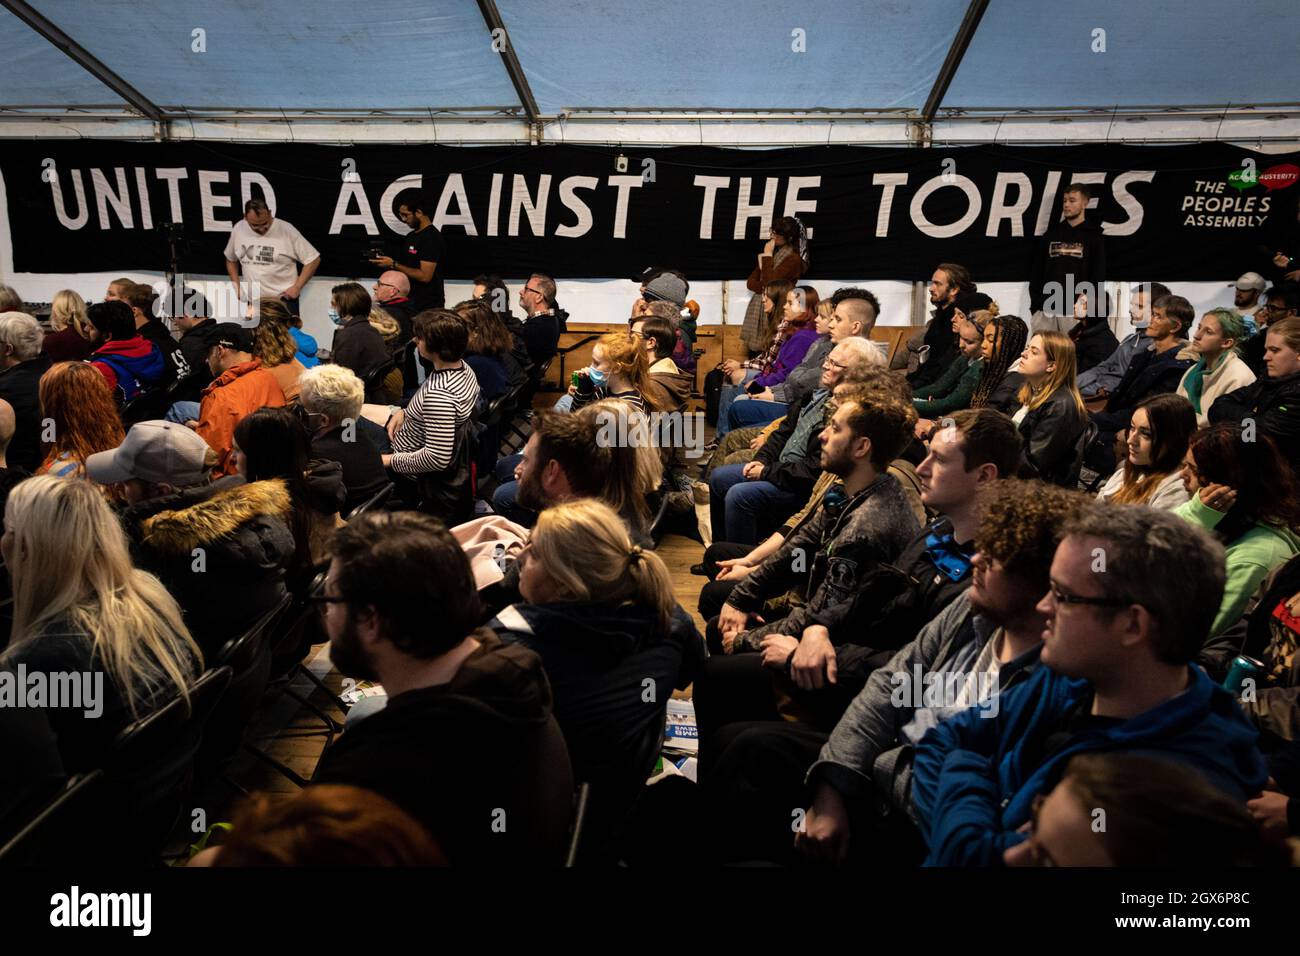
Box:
[346,482,395,521]
[0,770,104,867]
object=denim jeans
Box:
[715,370,760,437]
[491,453,537,526]
[165,400,201,424]
[726,397,789,431]
[708,462,804,546]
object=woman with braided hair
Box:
[490,498,705,859]
[969,314,1030,414]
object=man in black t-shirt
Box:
[371,190,446,311]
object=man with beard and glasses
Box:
[309,511,574,865]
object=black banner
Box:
[2,141,1296,282]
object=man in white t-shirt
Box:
[223,199,320,316]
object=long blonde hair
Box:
[596,330,667,412]
[578,399,663,529]
[528,499,675,634]
[1,476,202,716]
[50,289,89,336]
[1017,330,1086,415]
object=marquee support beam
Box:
[920,0,989,125]
[475,0,542,142]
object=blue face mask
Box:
[587,366,608,387]
[328,308,343,326]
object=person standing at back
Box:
[1029,183,1107,336]
[370,190,445,312]
[224,199,320,316]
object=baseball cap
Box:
[212,322,255,352]
[86,420,213,486]
[1235,272,1267,292]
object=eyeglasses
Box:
[523,286,545,296]
[823,357,849,370]
[306,594,351,615]
[1048,581,1133,608]
[374,281,399,292]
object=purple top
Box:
[754,327,820,388]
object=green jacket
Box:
[1177,493,1300,637]
[913,356,983,418]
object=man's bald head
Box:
[0,398,15,459]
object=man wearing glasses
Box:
[1240,285,1299,377]
[912,503,1268,867]
[372,271,415,342]
[516,273,563,369]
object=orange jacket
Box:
[196,358,287,476]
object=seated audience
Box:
[1095,393,1196,509]
[1088,293,1195,471]
[1003,753,1267,867]
[252,314,307,402]
[383,311,479,519]
[172,294,224,402]
[631,315,692,414]
[1240,286,1299,376]
[258,296,319,369]
[297,364,390,515]
[329,282,389,377]
[491,499,705,856]
[367,307,404,351]
[310,511,574,865]
[84,300,166,403]
[1009,331,1088,485]
[516,273,564,369]
[0,284,21,312]
[902,264,974,390]
[1068,292,1119,374]
[911,504,1268,866]
[36,361,125,484]
[453,298,511,403]
[913,310,987,420]
[1077,282,1168,399]
[1177,423,1300,644]
[716,281,804,434]
[233,407,345,594]
[0,311,51,471]
[197,785,446,867]
[570,329,667,413]
[488,402,660,541]
[40,290,95,363]
[783,480,1088,867]
[87,419,294,658]
[1177,307,1256,426]
[968,314,1028,414]
[642,297,698,376]
[122,282,190,384]
[1209,315,1300,477]
[372,270,417,343]
[0,477,202,800]
[194,323,287,476]
[728,288,877,433]
[0,399,28,524]
[708,337,882,545]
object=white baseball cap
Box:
[86,420,212,486]
[1235,272,1267,292]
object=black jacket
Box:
[908,306,959,391]
[1070,319,1120,374]
[311,426,390,515]
[1018,389,1088,485]
[124,477,295,660]
[752,389,829,496]
[491,600,704,854]
[331,316,391,377]
[1029,215,1107,315]
[985,370,1025,415]
[313,630,574,866]
[1091,342,1195,433]
[380,298,418,342]
[1209,369,1300,475]
[0,354,50,472]
[177,318,224,399]
[136,318,191,386]
[519,309,567,369]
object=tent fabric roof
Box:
[0,0,1296,124]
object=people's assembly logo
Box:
[1228,163,1299,193]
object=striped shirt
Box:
[389,362,480,475]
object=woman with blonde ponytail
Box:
[0,476,202,775]
[492,498,705,850]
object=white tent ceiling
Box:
[0,0,1297,144]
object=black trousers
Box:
[697,542,753,622]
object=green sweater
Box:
[913,356,984,418]
[1176,494,1300,637]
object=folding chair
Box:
[0,770,104,867]
[346,482,395,521]
[564,782,592,868]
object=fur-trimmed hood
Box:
[140,478,293,555]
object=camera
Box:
[364,244,387,261]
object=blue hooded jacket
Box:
[911,664,1268,867]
